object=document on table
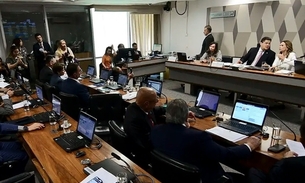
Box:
[13,101,26,109]
[81,167,117,183]
[0,82,10,88]
[286,139,305,156]
[206,126,248,142]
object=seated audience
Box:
[0,122,44,176]
[200,42,222,62]
[39,55,55,83]
[0,57,9,77]
[50,62,65,91]
[132,42,142,58]
[55,39,75,64]
[269,40,296,72]
[248,123,305,183]
[61,63,90,108]
[151,99,261,183]
[238,37,276,67]
[6,45,28,79]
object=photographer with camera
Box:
[55,39,75,65]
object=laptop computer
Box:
[106,74,128,90]
[177,52,194,62]
[294,60,305,75]
[146,77,163,97]
[189,90,220,118]
[218,100,268,136]
[90,69,110,84]
[32,94,63,123]
[81,65,95,79]
[54,111,97,152]
[29,85,47,106]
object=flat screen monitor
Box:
[147,78,163,97]
[153,44,162,52]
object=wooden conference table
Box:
[126,58,167,77]
[79,78,300,173]
[8,95,160,183]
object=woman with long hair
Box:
[55,39,75,64]
[200,42,222,63]
[12,38,27,58]
[6,45,28,79]
[270,40,296,71]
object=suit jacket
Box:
[123,102,166,150]
[241,47,276,67]
[0,123,18,135]
[60,78,90,108]
[151,123,251,183]
[39,66,53,84]
[50,74,63,91]
[0,99,14,117]
[33,42,53,70]
[268,156,305,183]
[200,34,214,57]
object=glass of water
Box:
[49,115,57,133]
[116,172,127,183]
[62,119,71,134]
[272,124,281,140]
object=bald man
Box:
[124,87,166,152]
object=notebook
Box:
[81,65,95,78]
[218,100,268,136]
[147,77,163,97]
[189,90,220,118]
[177,52,194,62]
[53,111,97,152]
[106,74,128,90]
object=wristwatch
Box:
[23,126,29,132]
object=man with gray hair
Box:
[151,99,261,183]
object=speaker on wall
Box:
[163,1,172,11]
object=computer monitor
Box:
[153,44,162,52]
[52,94,61,116]
[16,72,24,85]
[87,65,95,76]
[147,78,163,97]
[100,69,111,80]
[117,74,128,86]
[116,48,135,63]
[35,85,44,101]
[77,111,97,141]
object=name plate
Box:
[168,56,177,62]
[211,61,224,68]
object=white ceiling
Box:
[0,0,196,5]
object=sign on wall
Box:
[210,11,236,19]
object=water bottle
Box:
[23,94,30,111]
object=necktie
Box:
[251,50,263,66]
[147,113,154,127]
[40,42,44,50]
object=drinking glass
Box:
[49,115,57,133]
[62,120,71,134]
[272,124,281,140]
[116,172,127,183]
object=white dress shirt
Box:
[272,52,296,71]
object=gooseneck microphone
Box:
[270,110,297,141]
[111,152,134,173]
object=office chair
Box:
[108,120,131,157]
[88,94,124,140]
[0,160,20,180]
[43,83,57,102]
[0,171,35,183]
[150,150,201,183]
[59,92,81,121]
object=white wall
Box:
[161,0,278,56]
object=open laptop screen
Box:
[100,69,110,80]
[87,66,95,76]
[52,94,61,116]
[77,111,96,141]
[16,72,24,85]
[231,101,268,126]
[195,90,220,112]
[117,74,128,86]
[147,78,163,96]
[36,85,44,101]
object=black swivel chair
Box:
[59,92,81,121]
[108,120,130,157]
[0,160,21,180]
[150,150,201,183]
[43,83,57,102]
[88,94,124,140]
[0,171,35,183]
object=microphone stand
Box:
[111,152,134,174]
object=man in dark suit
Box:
[198,25,214,58]
[61,63,90,108]
[151,99,261,183]
[247,123,305,183]
[238,37,276,67]
[33,33,53,73]
[50,63,64,91]
[0,122,44,176]
[39,55,55,83]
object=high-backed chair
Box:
[59,92,81,121]
[43,83,57,102]
[0,160,20,180]
[150,150,201,183]
[0,171,35,183]
[88,94,124,138]
[108,120,130,157]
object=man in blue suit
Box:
[151,99,261,183]
[0,122,44,175]
[50,62,64,91]
[61,63,90,108]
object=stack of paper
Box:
[274,70,293,75]
[81,167,117,183]
[206,126,248,142]
[286,139,305,156]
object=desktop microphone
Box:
[111,152,134,174]
[297,54,305,59]
[270,110,297,141]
